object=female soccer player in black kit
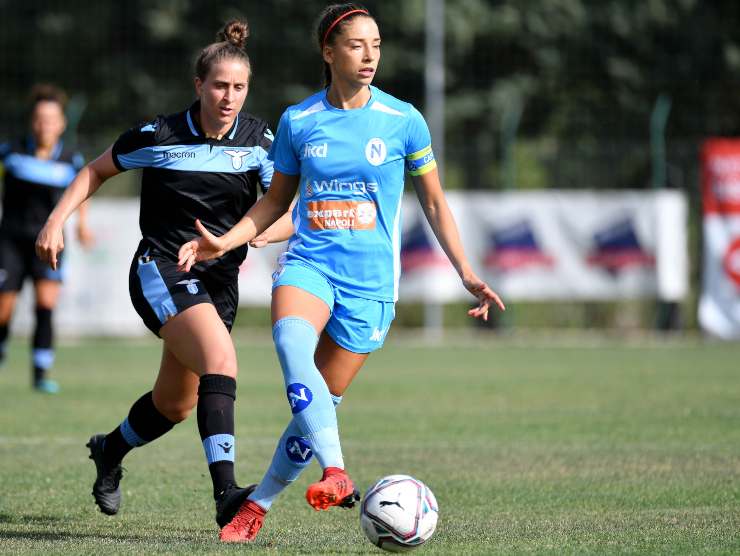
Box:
[36,19,277,541]
[0,84,93,393]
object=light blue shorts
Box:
[272,259,395,353]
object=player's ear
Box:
[322,45,333,65]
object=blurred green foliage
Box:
[1,0,739,192]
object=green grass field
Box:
[0,333,739,554]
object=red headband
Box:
[322,9,369,49]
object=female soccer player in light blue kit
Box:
[178,3,505,543]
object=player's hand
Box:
[36,222,65,271]
[76,223,95,250]
[177,219,227,272]
[249,232,269,248]
[463,273,505,321]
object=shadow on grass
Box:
[0,513,63,525]
[0,530,150,542]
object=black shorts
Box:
[0,234,64,291]
[128,241,239,337]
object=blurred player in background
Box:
[35,19,281,541]
[177,2,505,542]
[0,84,93,394]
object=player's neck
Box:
[34,142,56,160]
[326,82,371,110]
[195,111,230,141]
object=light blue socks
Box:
[248,395,342,510]
[249,317,344,510]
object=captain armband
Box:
[405,145,437,176]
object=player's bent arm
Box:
[411,168,505,316]
[250,209,295,247]
[178,171,298,269]
[36,147,120,268]
[411,168,473,279]
[45,147,120,229]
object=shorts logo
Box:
[307,200,377,231]
[365,137,387,166]
[176,278,200,295]
[224,149,251,170]
[370,327,386,342]
[287,383,313,413]
[303,142,328,158]
[285,435,313,463]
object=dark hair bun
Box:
[217,19,249,49]
[29,83,68,109]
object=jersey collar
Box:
[186,100,240,141]
[25,136,63,160]
[321,85,376,113]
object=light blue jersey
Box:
[269,86,436,302]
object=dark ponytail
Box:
[315,3,374,87]
[195,19,251,81]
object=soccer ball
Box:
[360,474,439,552]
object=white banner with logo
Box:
[400,190,688,302]
[10,190,687,337]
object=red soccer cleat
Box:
[305,467,359,511]
[219,499,267,543]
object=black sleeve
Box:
[111,117,162,172]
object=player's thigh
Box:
[160,303,237,378]
[33,279,61,309]
[129,245,237,377]
[152,346,199,423]
[0,292,18,323]
[0,236,26,300]
[314,332,369,396]
[271,260,334,333]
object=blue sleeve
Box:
[267,110,300,176]
[111,118,160,171]
[0,142,11,163]
[257,125,274,192]
[404,107,436,177]
[72,152,85,171]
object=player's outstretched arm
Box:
[249,206,295,248]
[178,171,298,270]
[36,147,120,270]
[411,168,505,321]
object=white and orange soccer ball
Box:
[360,474,439,552]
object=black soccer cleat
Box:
[338,487,361,509]
[87,434,123,515]
[215,483,257,528]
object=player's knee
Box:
[203,343,238,378]
[273,317,318,368]
[157,400,195,423]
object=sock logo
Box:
[285,435,313,463]
[218,442,233,454]
[286,383,313,413]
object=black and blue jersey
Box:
[112,100,274,284]
[0,137,84,239]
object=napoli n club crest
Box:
[365,138,387,166]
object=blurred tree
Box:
[1,0,740,192]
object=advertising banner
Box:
[400,190,687,302]
[698,138,740,339]
[10,190,688,336]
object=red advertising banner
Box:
[701,138,740,215]
[699,138,740,338]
